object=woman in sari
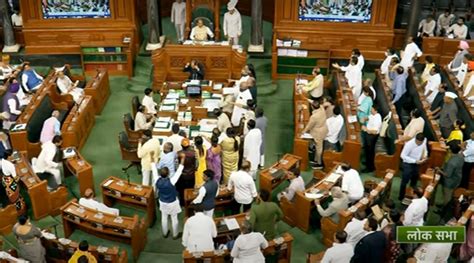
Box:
[13,215,46,263]
[194,136,207,188]
[206,135,222,184]
[220,127,240,184]
[1,146,26,215]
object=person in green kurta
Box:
[249,189,283,240]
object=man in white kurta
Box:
[56,71,83,104]
[338,164,364,202]
[231,82,253,126]
[230,222,268,263]
[400,37,422,70]
[137,134,161,187]
[223,1,242,45]
[141,88,157,115]
[424,68,441,104]
[448,18,468,39]
[437,11,455,36]
[418,16,436,37]
[171,0,186,43]
[182,206,217,252]
[243,120,261,179]
[380,49,398,76]
[334,57,362,101]
[79,188,119,215]
[403,192,428,226]
[33,135,63,186]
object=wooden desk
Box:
[151,45,247,90]
[280,165,341,233]
[101,176,156,227]
[259,154,301,196]
[407,69,447,170]
[0,204,17,235]
[84,68,111,115]
[182,232,294,263]
[183,187,237,218]
[61,95,96,150]
[61,200,146,260]
[13,153,68,220]
[323,71,362,171]
[41,236,127,263]
[293,79,312,170]
[321,170,394,247]
[63,151,94,197]
[373,70,405,178]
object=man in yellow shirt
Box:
[68,240,97,263]
[298,66,324,100]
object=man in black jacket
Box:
[351,217,387,263]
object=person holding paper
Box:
[182,204,217,252]
[249,189,283,239]
[302,100,328,170]
[153,153,185,239]
[56,71,83,104]
[231,220,268,263]
[399,133,428,201]
[79,188,119,216]
[314,186,349,223]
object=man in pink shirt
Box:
[40,110,61,144]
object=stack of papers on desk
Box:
[202,91,212,99]
[198,119,217,131]
[300,133,312,139]
[62,147,76,159]
[178,111,192,122]
[221,41,230,46]
[166,92,180,99]
[223,87,236,95]
[296,79,308,85]
[157,116,172,123]
[11,123,26,131]
[212,94,223,99]
[202,99,221,112]
[163,98,178,105]
[305,193,324,199]
[213,83,223,90]
[325,173,342,184]
[224,218,240,230]
[160,104,176,111]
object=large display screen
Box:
[299,0,372,23]
[42,0,111,19]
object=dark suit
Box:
[351,231,387,263]
[183,65,204,80]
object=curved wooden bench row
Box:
[0,204,17,235]
[320,170,394,247]
[84,68,111,115]
[373,69,405,178]
[407,69,447,170]
[293,80,311,170]
[323,71,362,171]
[41,236,128,263]
[61,200,147,260]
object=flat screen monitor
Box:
[42,0,111,19]
[186,85,202,97]
[299,0,372,23]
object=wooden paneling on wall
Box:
[19,0,139,55]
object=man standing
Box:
[399,133,428,201]
[227,160,257,212]
[192,170,218,217]
[439,91,458,138]
[165,124,184,153]
[344,211,367,247]
[302,100,328,169]
[403,188,428,226]
[137,130,161,188]
[380,48,398,76]
[352,218,387,263]
[33,135,63,187]
[324,107,344,151]
[423,66,441,104]
[418,15,436,37]
[157,142,177,177]
[182,204,217,252]
[255,107,267,167]
[176,138,196,205]
[298,66,324,101]
[333,57,362,100]
[399,109,425,143]
[437,144,464,213]
[243,120,262,179]
[339,163,364,203]
[249,189,282,239]
[277,167,304,202]
[215,108,231,134]
[361,106,382,173]
[223,0,241,45]
[320,231,354,263]
[141,88,157,115]
[231,220,268,263]
[171,0,186,43]
[400,37,422,70]
[461,132,474,189]
[231,81,253,126]
[437,9,455,36]
[389,65,408,119]
[40,110,61,144]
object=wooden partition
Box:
[422,38,474,65]
[0,204,18,235]
[151,45,247,90]
[19,0,139,55]
[293,78,311,170]
[63,151,95,197]
[373,70,405,178]
[84,69,111,115]
[272,0,398,79]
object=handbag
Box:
[380,112,392,138]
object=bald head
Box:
[52,110,60,118]
[241,160,251,171]
[163,142,173,153]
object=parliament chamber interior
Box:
[0,0,474,262]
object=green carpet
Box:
[1,15,449,263]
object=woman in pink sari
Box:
[206,136,222,184]
[459,214,474,261]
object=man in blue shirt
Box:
[157,142,176,178]
[390,65,408,119]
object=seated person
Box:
[20,64,43,92]
[68,240,98,263]
[183,60,204,80]
[190,19,214,41]
[134,105,154,131]
[79,188,119,216]
[40,110,61,144]
[339,163,364,203]
[1,82,21,129]
[277,167,304,202]
[448,17,468,39]
[56,71,84,104]
[314,186,349,223]
[32,135,63,188]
